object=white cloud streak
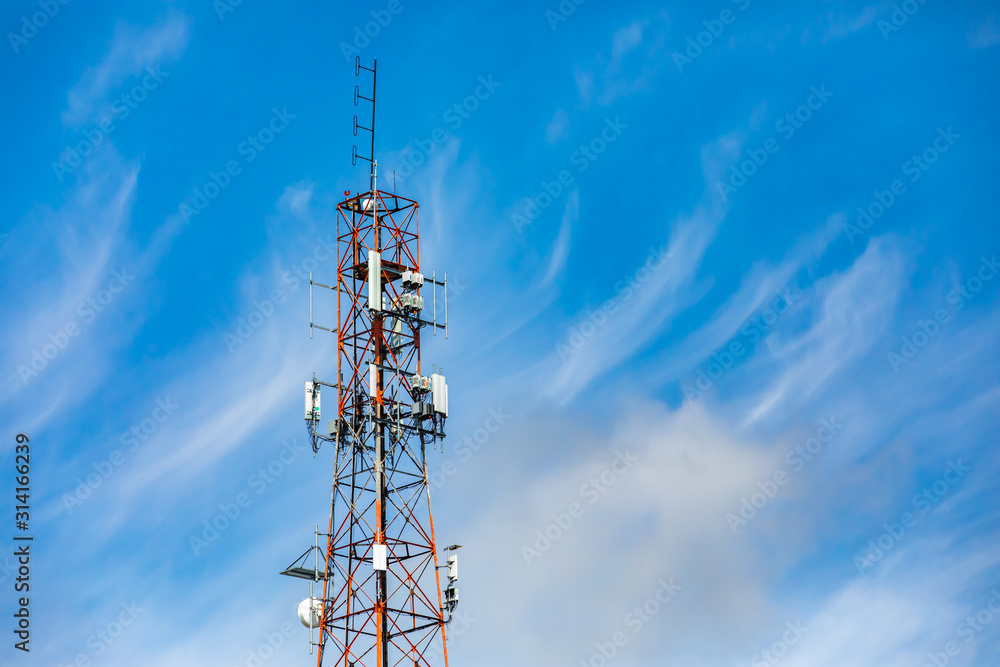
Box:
[63,15,190,127]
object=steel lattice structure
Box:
[283,58,456,667]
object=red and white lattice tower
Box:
[282,58,459,667]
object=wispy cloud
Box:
[540,128,743,402]
[545,108,569,144]
[821,5,880,41]
[63,15,190,127]
[539,190,576,288]
[575,18,667,107]
[34,184,341,528]
[115,328,336,504]
[649,213,841,387]
[610,20,644,69]
[968,13,1000,49]
[777,541,999,667]
[745,236,906,423]
[544,208,716,402]
[0,150,141,414]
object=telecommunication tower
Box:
[281,58,460,667]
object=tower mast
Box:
[284,57,459,667]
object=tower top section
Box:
[352,56,377,192]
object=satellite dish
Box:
[297,597,323,628]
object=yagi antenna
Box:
[352,56,377,192]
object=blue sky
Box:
[1,1,999,665]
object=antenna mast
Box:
[285,58,458,667]
[353,57,377,192]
